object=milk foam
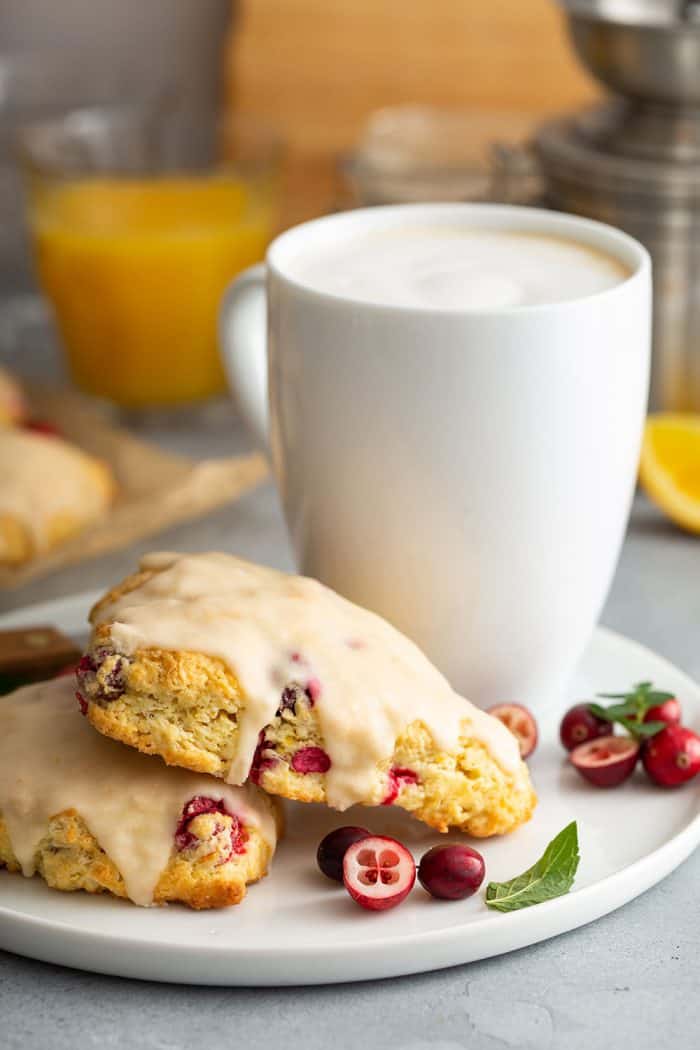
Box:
[292,228,630,310]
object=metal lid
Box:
[559,1,700,25]
[536,106,700,201]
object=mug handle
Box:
[219,263,269,450]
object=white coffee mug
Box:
[220,204,651,709]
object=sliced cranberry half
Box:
[317,825,370,882]
[488,703,538,759]
[570,735,639,787]
[560,703,611,751]
[642,725,700,787]
[343,836,416,911]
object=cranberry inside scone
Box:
[249,685,533,835]
[78,632,246,778]
[0,794,273,909]
[81,642,534,836]
[80,554,536,838]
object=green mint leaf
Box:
[588,700,635,722]
[644,691,675,704]
[619,718,667,739]
[587,702,616,721]
[591,682,674,736]
[598,682,654,704]
[485,822,580,913]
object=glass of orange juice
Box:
[20,106,281,408]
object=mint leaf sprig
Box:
[588,681,671,741]
[485,822,579,912]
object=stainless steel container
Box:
[538,1,700,409]
[0,0,233,110]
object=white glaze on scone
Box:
[0,677,277,906]
[92,552,521,810]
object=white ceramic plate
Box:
[1,592,699,986]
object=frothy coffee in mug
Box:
[291,227,630,310]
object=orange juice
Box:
[29,177,274,407]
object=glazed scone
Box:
[81,552,536,837]
[0,678,281,908]
[0,429,114,566]
[0,367,26,425]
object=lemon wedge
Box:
[639,414,700,534]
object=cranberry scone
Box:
[0,429,114,566]
[80,552,536,837]
[0,677,281,908]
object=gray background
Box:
[1,408,698,1050]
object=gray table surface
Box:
[1,406,699,1050]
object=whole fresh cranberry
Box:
[560,704,610,751]
[418,844,485,900]
[644,697,681,728]
[642,725,700,787]
[317,826,370,882]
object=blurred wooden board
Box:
[230,0,599,178]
